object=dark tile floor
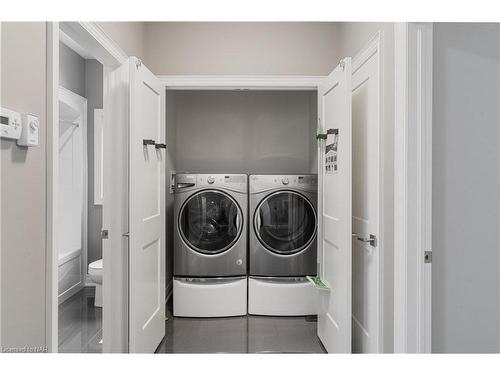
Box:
[156,306,325,354]
[58,287,102,353]
[59,291,324,354]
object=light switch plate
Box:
[17,113,39,146]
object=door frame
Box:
[46,21,128,353]
[393,22,433,353]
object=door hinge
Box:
[135,58,142,69]
[101,229,109,239]
[352,233,377,247]
[340,58,346,71]
[424,251,432,263]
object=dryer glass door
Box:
[255,191,317,255]
[179,190,243,255]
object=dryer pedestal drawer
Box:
[248,276,318,316]
[173,277,247,317]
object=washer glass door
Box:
[179,190,242,254]
[255,191,316,255]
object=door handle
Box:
[255,212,262,231]
[176,182,195,189]
[155,143,166,149]
[143,139,156,146]
[235,213,241,231]
[352,233,377,247]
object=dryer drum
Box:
[254,191,317,255]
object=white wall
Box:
[98,22,146,60]
[335,22,395,353]
[143,22,340,75]
[432,23,500,353]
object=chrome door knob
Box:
[282,177,289,185]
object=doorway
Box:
[47,22,130,353]
[159,36,384,353]
[56,29,105,353]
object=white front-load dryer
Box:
[173,173,247,317]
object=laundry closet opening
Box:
[161,89,323,353]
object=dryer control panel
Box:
[250,174,317,193]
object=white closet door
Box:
[317,58,353,353]
[128,58,166,353]
[351,42,382,353]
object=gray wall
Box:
[432,23,500,353]
[1,22,137,349]
[85,60,103,265]
[1,22,47,349]
[143,22,340,75]
[168,90,317,174]
[59,42,86,97]
[165,93,177,297]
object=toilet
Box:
[88,259,103,308]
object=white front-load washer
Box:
[173,173,247,317]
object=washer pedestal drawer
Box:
[174,277,247,317]
[248,276,318,316]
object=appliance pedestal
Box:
[173,277,247,317]
[248,276,318,316]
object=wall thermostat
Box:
[17,113,39,147]
[0,107,22,140]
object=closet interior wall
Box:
[164,89,318,297]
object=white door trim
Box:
[394,22,433,353]
[46,21,128,353]
[46,22,59,353]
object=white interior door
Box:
[351,40,382,353]
[102,62,131,353]
[128,58,166,353]
[317,58,353,353]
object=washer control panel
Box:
[174,174,248,192]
